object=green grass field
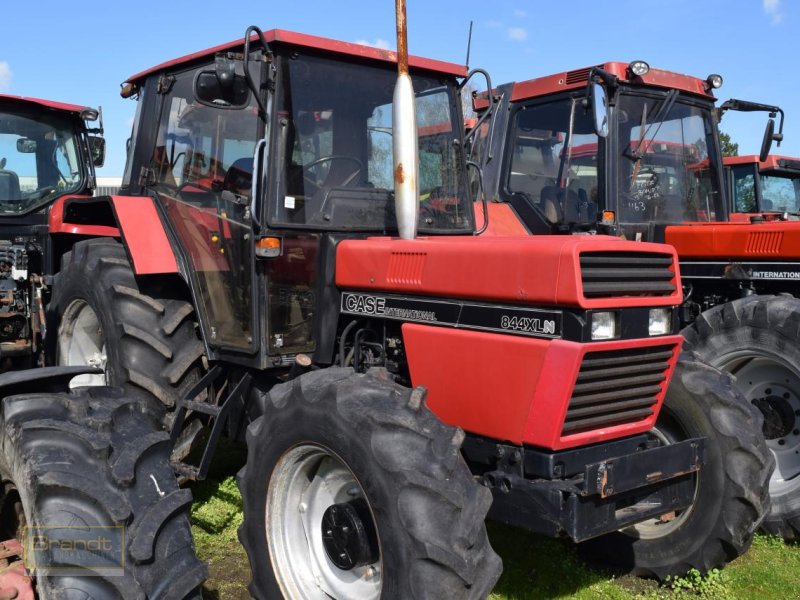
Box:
[189,469,799,600]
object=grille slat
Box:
[564,396,657,420]
[562,408,655,434]
[568,384,664,407]
[580,251,676,297]
[561,344,675,436]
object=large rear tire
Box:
[684,295,800,539]
[47,238,205,424]
[579,353,772,580]
[237,367,502,599]
[0,386,207,598]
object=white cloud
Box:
[354,38,391,50]
[513,9,527,18]
[763,0,783,24]
[0,62,11,93]
[507,27,528,41]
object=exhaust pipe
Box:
[393,0,419,240]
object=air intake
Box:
[580,251,676,297]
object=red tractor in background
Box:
[0,95,105,369]
[472,60,800,540]
[726,154,800,216]
[34,23,774,595]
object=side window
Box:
[731,166,756,212]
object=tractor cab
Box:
[0,96,103,214]
[725,154,800,217]
[474,62,729,243]
[119,29,478,365]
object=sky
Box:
[1,0,798,176]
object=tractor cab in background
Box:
[0,95,103,368]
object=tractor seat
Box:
[0,170,21,201]
[223,158,253,196]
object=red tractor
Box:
[34,27,773,597]
[472,60,800,539]
[726,154,800,216]
[0,95,204,598]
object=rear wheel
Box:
[684,295,800,539]
[0,386,206,598]
[580,353,772,580]
[237,367,502,599]
[47,238,206,425]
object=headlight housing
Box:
[648,308,671,336]
[591,311,617,340]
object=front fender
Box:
[49,195,179,275]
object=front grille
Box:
[561,344,675,436]
[745,231,782,254]
[580,251,676,297]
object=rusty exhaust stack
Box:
[393,0,419,239]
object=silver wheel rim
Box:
[267,444,382,600]
[717,351,800,497]
[57,299,107,387]
[624,424,699,539]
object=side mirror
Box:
[759,118,775,162]
[16,138,37,153]
[590,82,609,138]
[194,67,250,109]
[88,136,105,168]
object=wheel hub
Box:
[321,498,378,570]
[753,393,796,440]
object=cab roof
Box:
[475,61,716,110]
[724,154,800,172]
[0,94,93,116]
[124,28,468,86]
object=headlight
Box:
[628,60,650,77]
[591,311,617,340]
[649,308,671,336]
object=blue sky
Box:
[2,0,797,175]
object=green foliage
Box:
[719,130,738,157]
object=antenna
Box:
[465,20,474,68]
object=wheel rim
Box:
[624,415,699,539]
[267,444,382,600]
[57,299,107,387]
[717,351,800,496]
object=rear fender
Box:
[49,195,178,275]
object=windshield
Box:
[730,163,800,213]
[506,97,599,229]
[270,53,472,233]
[0,105,84,214]
[615,93,724,225]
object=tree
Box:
[719,130,738,157]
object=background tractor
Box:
[726,154,800,216]
[472,59,800,540]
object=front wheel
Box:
[684,295,800,539]
[580,353,772,580]
[237,367,502,599]
[0,386,206,598]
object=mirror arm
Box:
[243,25,274,120]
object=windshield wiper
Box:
[625,89,680,161]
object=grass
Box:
[188,452,799,599]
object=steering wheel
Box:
[302,155,363,193]
[303,156,364,222]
